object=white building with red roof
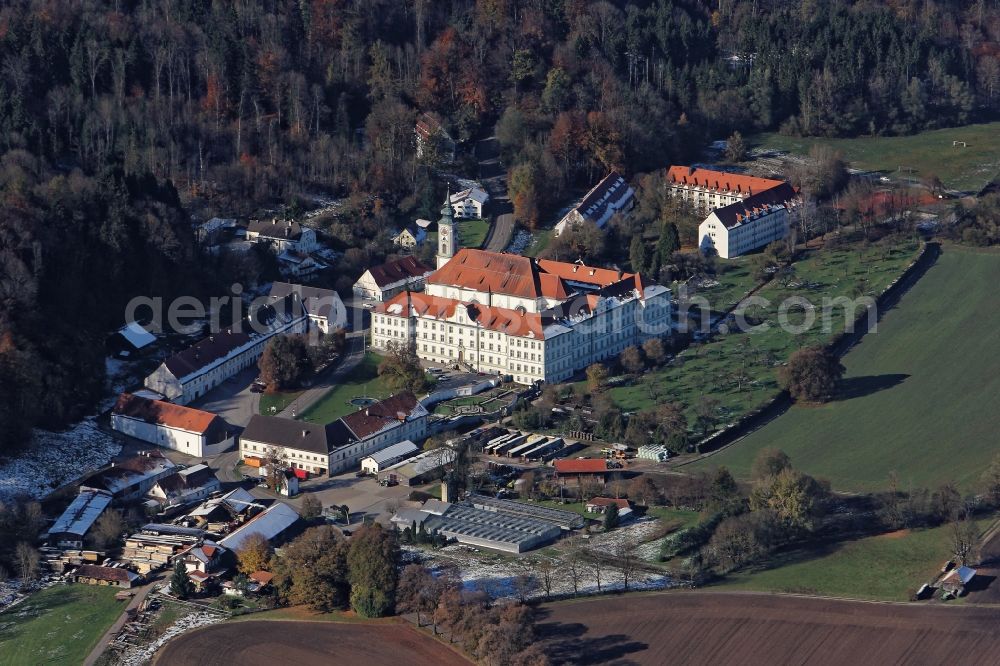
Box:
[666,166,800,258]
[371,195,672,385]
[112,393,234,457]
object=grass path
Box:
[696,245,1000,492]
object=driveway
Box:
[291,471,418,526]
[190,366,260,428]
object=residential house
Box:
[267,282,347,334]
[371,216,672,385]
[143,298,308,404]
[277,250,325,279]
[83,451,178,500]
[246,218,318,254]
[450,187,489,219]
[554,171,634,236]
[112,394,233,458]
[47,489,114,549]
[148,465,221,507]
[586,497,633,520]
[353,256,434,302]
[415,112,455,162]
[218,501,301,551]
[393,225,427,249]
[241,393,429,477]
[70,564,141,589]
[179,541,228,577]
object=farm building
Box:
[112,321,157,355]
[70,564,141,589]
[184,488,260,532]
[378,447,456,486]
[941,566,978,596]
[82,450,177,500]
[554,458,610,484]
[360,440,420,474]
[586,497,633,519]
[218,502,300,551]
[112,393,234,457]
[391,499,562,553]
[47,489,114,549]
[468,493,585,530]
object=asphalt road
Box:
[190,366,260,428]
[277,334,365,418]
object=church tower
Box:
[437,187,457,269]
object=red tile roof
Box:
[367,256,433,288]
[428,248,634,301]
[249,570,274,585]
[666,166,785,196]
[554,459,609,474]
[341,392,423,440]
[376,291,546,338]
[587,497,630,509]
[114,393,220,434]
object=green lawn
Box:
[457,218,490,248]
[523,228,555,258]
[696,246,1000,492]
[259,390,304,416]
[645,506,703,530]
[751,122,1000,193]
[297,352,389,424]
[0,584,125,666]
[717,520,986,601]
[583,241,921,430]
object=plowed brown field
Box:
[536,591,1000,665]
[153,619,469,665]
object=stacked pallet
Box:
[122,533,199,574]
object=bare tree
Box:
[951,518,979,566]
[563,539,585,596]
[263,445,289,489]
[588,549,604,593]
[613,538,640,592]
[15,542,39,585]
[534,558,557,600]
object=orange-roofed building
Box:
[371,191,672,385]
[665,165,800,259]
[112,393,234,458]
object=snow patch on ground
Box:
[506,229,532,254]
[0,418,121,503]
[117,608,223,666]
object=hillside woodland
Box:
[0,0,999,455]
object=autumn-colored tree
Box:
[276,525,349,612]
[779,346,845,403]
[397,564,437,626]
[236,533,272,575]
[378,342,429,394]
[586,363,608,392]
[619,346,644,374]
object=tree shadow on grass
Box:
[534,610,648,665]
[835,374,909,401]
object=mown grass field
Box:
[697,246,1000,492]
[457,218,490,248]
[0,584,123,666]
[751,122,1000,192]
[297,352,389,424]
[259,389,303,415]
[580,240,921,429]
[717,520,986,601]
